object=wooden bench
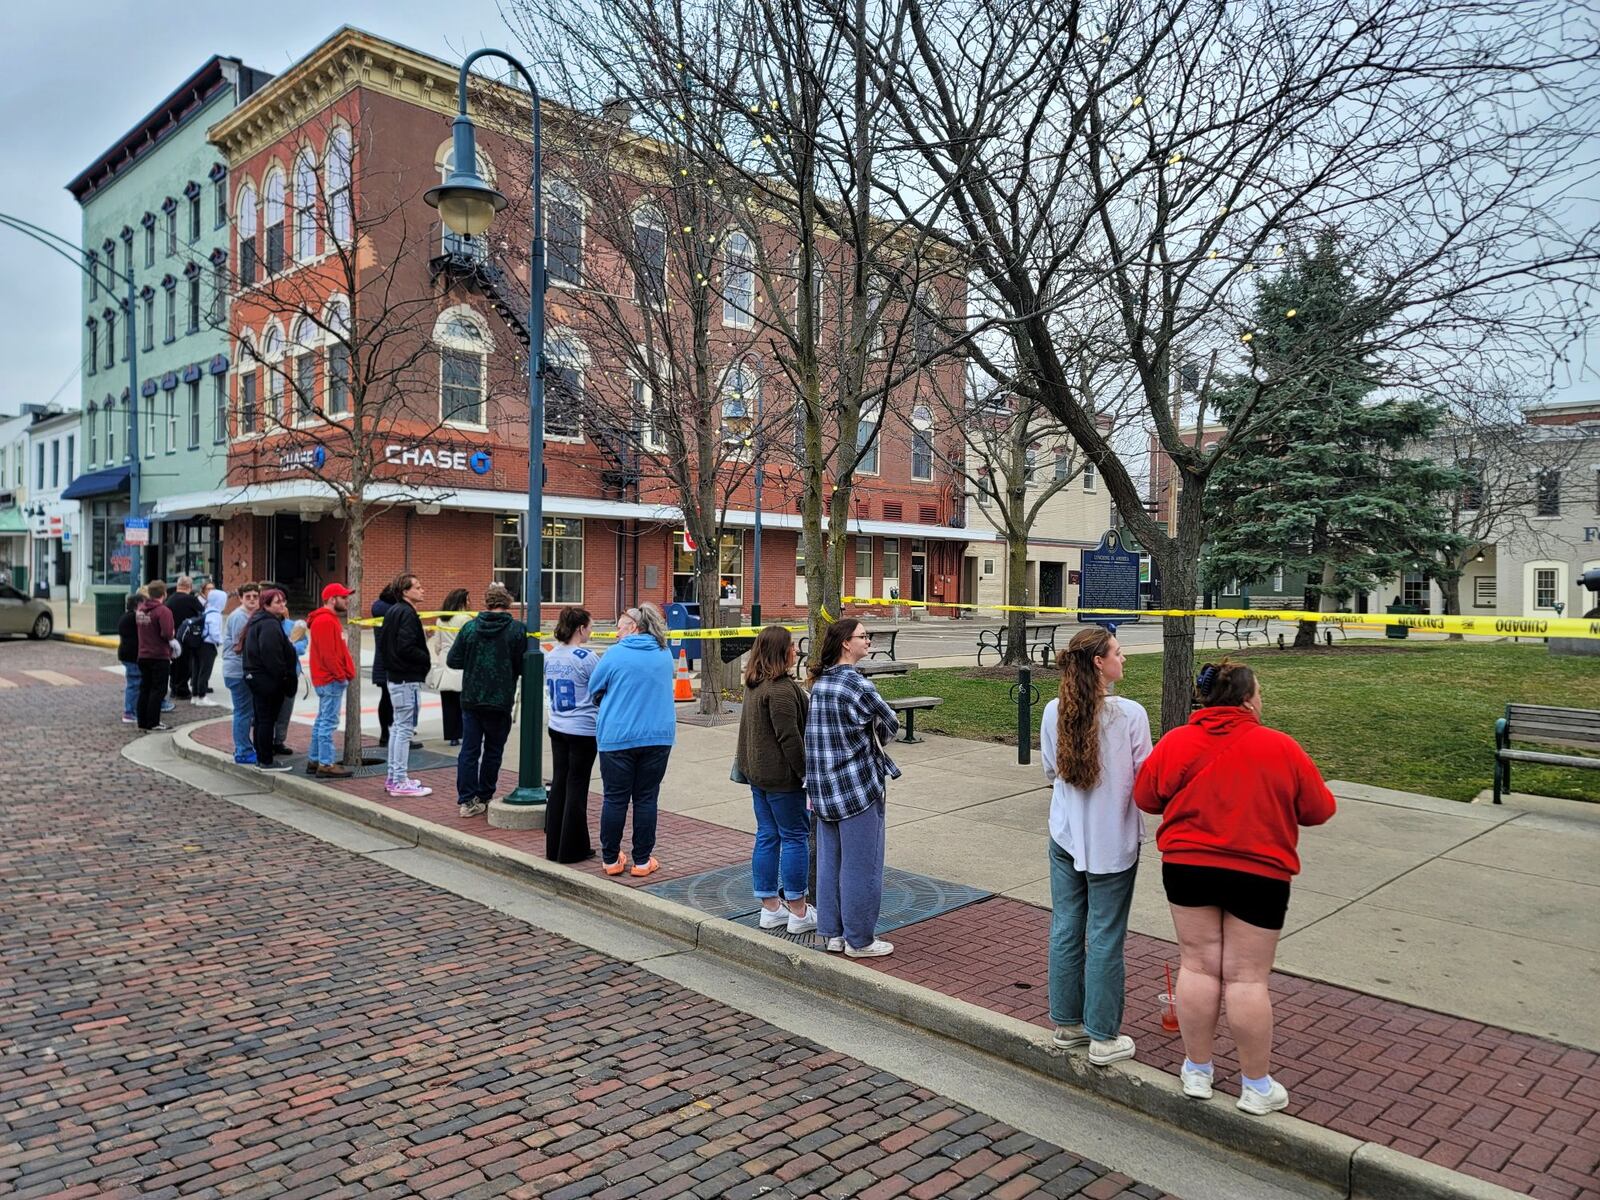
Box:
[1215,615,1270,650]
[858,659,914,678]
[976,623,1061,667]
[886,696,943,744]
[1493,704,1600,803]
[865,627,901,661]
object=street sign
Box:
[61,528,72,548]
[1078,530,1140,624]
[124,517,150,547]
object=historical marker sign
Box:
[1078,530,1141,624]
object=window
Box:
[325,299,351,417]
[866,274,888,356]
[85,319,97,375]
[1054,450,1069,482]
[436,309,488,426]
[188,189,201,243]
[263,170,286,275]
[213,375,227,444]
[1534,568,1558,610]
[103,311,116,369]
[213,171,227,228]
[163,280,176,343]
[672,531,742,603]
[88,406,98,466]
[633,210,666,305]
[237,182,258,285]
[210,259,225,323]
[911,405,933,480]
[1401,571,1429,610]
[88,498,133,588]
[546,180,583,285]
[141,289,154,350]
[1536,470,1560,517]
[546,331,586,440]
[143,215,155,267]
[293,151,318,262]
[187,274,201,333]
[720,358,758,444]
[124,401,133,461]
[121,227,133,274]
[882,538,900,587]
[722,232,755,328]
[262,326,283,426]
[1084,459,1097,490]
[855,538,872,581]
[187,380,200,449]
[292,318,316,421]
[492,516,526,601]
[1025,447,1038,485]
[326,128,352,243]
[240,370,258,436]
[35,443,44,489]
[87,251,99,300]
[66,434,75,484]
[105,242,117,295]
[912,289,938,358]
[634,369,667,451]
[104,400,115,462]
[857,400,881,474]
[1474,576,1497,608]
[50,439,60,488]
[542,517,584,604]
[144,394,156,459]
[163,388,175,453]
[982,558,995,576]
[165,199,177,256]
[1461,461,1484,511]
[436,141,491,261]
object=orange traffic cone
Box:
[673,649,694,701]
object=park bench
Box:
[857,659,914,678]
[865,627,901,661]
[886,695,943,744]
[1215,615,1270,650]
[976,623,1061,667]
[1493,704,1600,803]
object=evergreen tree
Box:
[1203,233,1468,646]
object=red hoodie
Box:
[134,597,175,660]
[307,606,355,686]
[1133,707,1336,881]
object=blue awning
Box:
[62,463,133,500]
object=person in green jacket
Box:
[446,583,528,818]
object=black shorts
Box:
[1161,862,1291,931]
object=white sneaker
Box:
[458,800,488,818]
[191,698,218,707]
[786,909,818,935]
[844,939,894,959]
[1237,1079,1289,1116]
[824,937,846,953]
[387,781,432,797]
[758,907,788,929]
[1051,1024,1090,1050]
[1181,1064,1215,1099]
[1088,1035,1136,1066]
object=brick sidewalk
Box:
[191,717,1600,1199]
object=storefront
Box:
[61,465,137,591]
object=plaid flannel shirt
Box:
[803,665,902,822]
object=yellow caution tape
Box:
[348,613,805,641]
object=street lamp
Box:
[425,50,548,824]
[0,212,144,591]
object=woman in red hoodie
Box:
[1134,661,1336,1117]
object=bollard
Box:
[1010,665,1040,766]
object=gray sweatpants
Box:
[814,798,887,950]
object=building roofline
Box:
[67,56,272,203]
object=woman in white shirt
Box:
[1040,627,1152,1067]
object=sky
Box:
[0,1,511,418]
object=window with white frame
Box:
[866,274,888,356]
[186,379,200,449]
[262,325,284,427]
[882,538,900,588]
[240,370,258,436]
[1401,571,1429,610]
[672,531,743,603]
[1025,446,1038,485]
[186,272,201,334]
[293,151,318,262]
[88,403,98,466]
[1534,567,1559,610]
[85,318,97,375]
[162,279,176,343]
[1083,458,1097,490]
[103,310,117,369]
[326,128,353,243]
[633,209,667,306]
[104,399,115,462]
[263,170,286,275]
[164,199,177,256]
[541,518,585,603]
[1054,450,1069,482]
[436,309,489,426]
[856,400,881,474]
[213,169,227,229]
[210,259,225,323]
[633,364,667,451]
[855,538,872,581]
[141,288,154,350]
[292,317,316,421]
[144,393,156,458]
[911,405,933,480]
[546,180,583,284]
[545,331,586,439]
[143,214,155,266]
[720,358,758,445]
[166,387,177,453]
[237,182,258,285]
[436,141,493,261]
[187,184,202,243]
[1474,576,1497,607]
[912,288,938,358]
[212,375,227,443]
[325,300,351,417]
[722,232,755,328]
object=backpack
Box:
[177,614,207,650]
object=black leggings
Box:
[547,729,597,863]
[136,658,170,729]
[248,679,286,765]
[377,681,393,742]
[189,644,218,699]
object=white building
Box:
[22,409,83,602]
[0,411,31,584]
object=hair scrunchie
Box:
[1195,663,1220,695]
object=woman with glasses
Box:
[803,618,901,957]
[588,603,677,877]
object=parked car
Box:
[0,584,53,639]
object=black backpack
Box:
[177,614,207,650]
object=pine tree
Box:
[1204,233,1468,646]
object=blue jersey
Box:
[546,643,599,736]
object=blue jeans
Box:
[311,680,347,765]
[1047,838,1138,1041]
[123,662,140,719]
[815,799,886,950]
[225,677,255,761]
[385,682,420,786]
[751,787,809,900]
[457,708,513,803]
[598,745,671,864]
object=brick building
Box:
[146,26,984,619]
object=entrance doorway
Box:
[1040,562,1064,608]
[268,515,312,596]
[909,540,927,603]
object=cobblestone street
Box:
[0,641,1172,1200]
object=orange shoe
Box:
[630,856,660,878]
[603,853,629,876]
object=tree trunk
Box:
[1002,502,1030,666]
[1438,566,1465,641]
[1157,474,1206,735]
[341,501,365,767]
[1295,561,1336,648]
[694,544,723,715]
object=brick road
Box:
[0,640,1172,1200]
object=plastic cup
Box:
[1158,992,1180,1032]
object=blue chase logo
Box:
[470,450,493,475]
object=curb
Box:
[58,631,118,650]
[172,723,1524,1200]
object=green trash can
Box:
[94,587,129,635]
[1384,603,1420,639]
[9,563,27,593]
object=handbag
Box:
[730,758,750,785]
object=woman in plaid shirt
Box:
[804,618,902,957]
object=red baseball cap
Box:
[321,582,353,601]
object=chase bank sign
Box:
[385,444,493,475]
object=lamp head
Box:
[424,113,507,237]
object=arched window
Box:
[324,298,351,417]
[632,205,667,306]
[293,150,318,262]
[291,316,317,421]
[435,140,494,261]
[263,169,286,275]
[237,181,259,284]
[546,179,583,285]
[857,399,882,474]
[326,128,352,243]
[911,404,934,480]
[85,318,98,376]
[722,231,754,328]
[87,400,99,467]
[237,333,259,435]
[435,307,490,426]
[912,288,939,358]
[545,330,587,440]
[720,358,759,448]
[104,395,117,462]
[261,324,284,427]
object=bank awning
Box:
[62,464,133,500]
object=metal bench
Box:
[1493,703,1600,803]
[865,626,900,661]
[976,623,1061,667]
[886,695,943,743]
[1216,615,1270,650]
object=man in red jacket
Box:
[306,583,357,778]
[134,580,177,732]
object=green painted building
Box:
[65,56,270,591]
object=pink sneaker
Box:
[386,780,432,797]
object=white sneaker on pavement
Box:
[1181,1064,1215,1099]
[786,909,818,935]
[1088,1035,1136,1066]
[843,939,894,959]
[1051,1024,1090,1050]
[458,800,488,818]
[824,937,846,953]
[758,907,788,930]
[1237,1079,1289,1116]
[387,781,432,797]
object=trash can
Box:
[1384,603,1419,640]
[8,564,26,593]
[94,587,129,636]
[663,601,702,667]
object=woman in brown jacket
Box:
[735,626,814,934]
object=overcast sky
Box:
[0,2,510,418]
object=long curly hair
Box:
[1054,627,1115,789]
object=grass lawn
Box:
[874,641,1600,803]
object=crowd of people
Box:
[118,580,1336,1114]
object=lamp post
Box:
[0,212,143,591]
[425,50,548,823]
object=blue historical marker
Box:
[1078,530,1141,630]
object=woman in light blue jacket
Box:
[588,603,676,879]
